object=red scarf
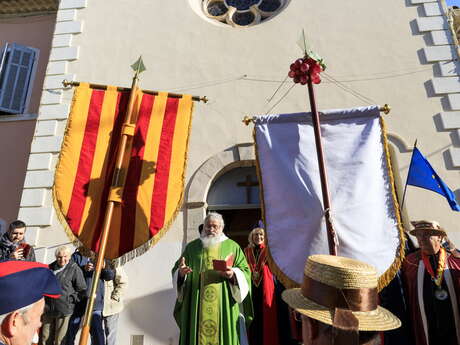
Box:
[244,244,276,307]
[422,247,446,287]
[245,244,268,287]
[244,244,279,345]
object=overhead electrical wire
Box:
[242,67,432,84]
[261,71,378,113]
[160,66,430,115]
[265,83,296,114]
[266,75,289,103]
[162,67,431,93]
[164,74,247,92]
[322,72,376,105]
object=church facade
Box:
[1,0,460,344]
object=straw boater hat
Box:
[282,255,401,331]
[409,220,446,237]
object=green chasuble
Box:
[173,238,253,345]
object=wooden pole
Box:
[306,69,337,256]
[401,139,418,210]
[78,69,141,345]
[242,105,390,126]
[62,80,208,103]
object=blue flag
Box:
[406,147,460,211]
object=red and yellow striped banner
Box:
[53,83,194,260]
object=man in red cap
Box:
[402,220,460,345]
[0,260,61,345]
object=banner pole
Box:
[306,68,337,256]
[62,80,208,103]
[401,139,418,211]
[78,61,142,345]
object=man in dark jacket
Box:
[64,246,115,345]
[0,220,36,261]
[39,245,86,345]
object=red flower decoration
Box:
[288,56,324,85]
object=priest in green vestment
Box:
[172,212,253,345]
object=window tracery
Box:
[202,0,287,27]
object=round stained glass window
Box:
[192,0,289,27]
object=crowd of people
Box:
[1,214,459,345]
[0,221,127,345]
[173,213,460,345]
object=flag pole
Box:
[401,139,418,211]
[78,57,145,345]
[305,62,337,256]
[62,80,208,103]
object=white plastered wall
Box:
[18,0,460,343]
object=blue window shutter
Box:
[0,43,39,115]
[0,43,8,98]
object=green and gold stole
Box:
[199,243,221,345]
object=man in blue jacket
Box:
[64,246,115,345]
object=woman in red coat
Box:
[244,227,280,345]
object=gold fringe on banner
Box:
[52,83,88,254]
[253,128,300,289]
[377,116,406,291]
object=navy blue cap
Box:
[0,260,61,314]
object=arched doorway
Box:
[184,143,258,244]
[207,165,261,248]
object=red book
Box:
[213,254,234,271]
[18,243,31,259]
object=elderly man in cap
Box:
[39,246,86,345]
[0,260,61,345]
[282,255,401,345]
[402,220,460,345]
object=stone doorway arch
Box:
[185,143,256,242]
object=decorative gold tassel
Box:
[253,127,300,289]
[377,117,406,291]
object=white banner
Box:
[254,106,402,286]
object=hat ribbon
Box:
[301,276,378,312]
[302,275,379,344]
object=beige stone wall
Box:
[69,0,459,238]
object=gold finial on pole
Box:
[380,104,391,115]
[242,116,253,126]
[62,79,72,88]
[130,56,147,77]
